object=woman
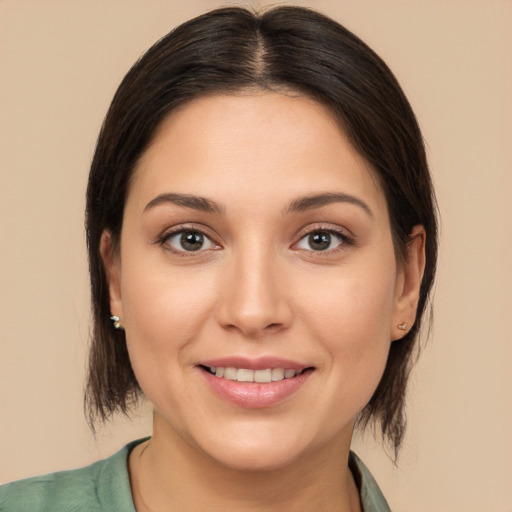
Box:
[0,6,437,511]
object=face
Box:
[104,92,422,471]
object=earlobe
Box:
[391,225,426,341]
[100,230,123,319]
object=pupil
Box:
[181,231,203,251]
[309,231,331,251]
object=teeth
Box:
[237,369,254,382]
[271,368,285,381]
[210,366,299,382]
[254,369,272,383]
[223,367,237,380]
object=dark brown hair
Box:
[85,6,438,457]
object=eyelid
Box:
[154,222,353,255]
[291,224,355,252]
[156,224,222,254]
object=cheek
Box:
[297,254,397,398]
[300,252,397,339]
[118,249,219,389]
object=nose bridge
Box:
[217,237,291,337]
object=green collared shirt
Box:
[0,439,391,511]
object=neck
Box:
[129,411,361,512]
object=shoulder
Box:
[0,464,103,512]
[349,451,392,512]
[0,439,144,512]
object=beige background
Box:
[1,0,511,510]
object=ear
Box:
[391,225,426,341]
[100,230,123,319]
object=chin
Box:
[204,439,306,473]
[191,418,346,473]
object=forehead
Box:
[129,92,387,217]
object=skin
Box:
[101,92,425,511]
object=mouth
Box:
[198,365,314,383]
[196,359,315,408]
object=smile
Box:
[202,366,306,383]
[198,361,314,408]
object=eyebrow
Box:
[143,191,373,219]
[286,192,374,218]
[143,193,225,215]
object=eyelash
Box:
[293,225,354,254]
[157,224,220,257]
[157,224,354,256]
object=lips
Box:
[201,366,304,382]
[197,357,314,408]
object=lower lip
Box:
[200,368,313,409]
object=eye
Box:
[296,229,347,252]
[163,229,217,252]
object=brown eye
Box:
[164,230,216,252]
[297,230,345,252]
[309,232,331,251]
[181,231,204,251]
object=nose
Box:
[216,245,293,338]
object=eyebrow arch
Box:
[286,192,374,218]
[143,193,225,215]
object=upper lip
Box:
[198,356,312,372]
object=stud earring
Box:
[110,315,123,330]
[397,322,407,331]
